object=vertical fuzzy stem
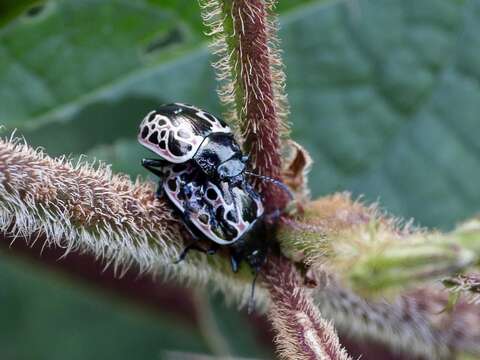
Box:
[263,257,351,360]
[201,0,290,212]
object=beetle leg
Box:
[142,158,170,167]
[241,180,261,202]
[174,242,207,264]
[141,158,169,177]
[174,216,219,263]
[229,248,242,273]
[207,243,219,255]
[155,181,164,198]
[142,159,170,198]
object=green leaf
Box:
[0,253,209,359]
[0,0,41,26]
[283,0,480,229]
[85,138,151,177]
[0,0,195,130]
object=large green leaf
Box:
[0,252,209,360]
[0,0,196,130]
[283,0,480,229]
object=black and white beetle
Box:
[138,103,271,274]
[147,161,266,273]
[139,103,248,184]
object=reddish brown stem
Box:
[0,232,197,323]
[230,0,289,212]
[263,256,351,360]
[0,232,421,359]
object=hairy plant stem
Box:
[202,0,290,212]
[263,256,351,360]
[278,194,480,297]
[0,138,266,308]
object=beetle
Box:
[139,103,269,273]
[138,103,249,184]
[142,160,266,273]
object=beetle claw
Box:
[174,242,207,264]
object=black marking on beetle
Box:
[206,188,217,200]
[148,112,156,122]
[226,210,236,222]
[148,131,159,145]
[167,132,192,157]
[141,127,149,139]
[167,179,177,191]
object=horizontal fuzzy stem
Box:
[0,137,265,308]
[278,194,480,296]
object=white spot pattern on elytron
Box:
[138,104,231,163]
[174,103,230,134]
[161,164,263,245]
[138,111,204,163]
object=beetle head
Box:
[217,154,249,181]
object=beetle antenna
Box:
[247,271,258,314]
[244,171,293,200]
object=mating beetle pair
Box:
[138,103,271,274]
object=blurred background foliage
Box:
[1,0,479,358]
